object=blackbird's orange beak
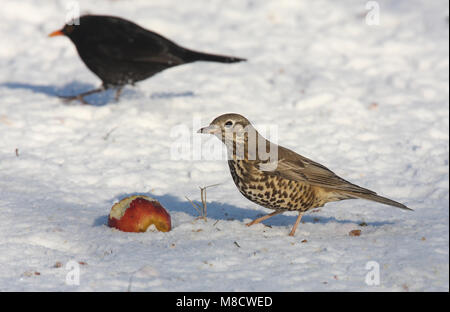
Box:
[48,29,64,37]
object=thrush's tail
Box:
[345,191,413,211]
[183,49,246,63]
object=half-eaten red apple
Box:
[108,195,171,232]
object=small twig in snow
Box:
[103,126,118,140]
[185,183,221,222]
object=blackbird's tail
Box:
[183,49,246,63]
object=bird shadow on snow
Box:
[150,91,195,99]
[92,192,394,228]
[1,81,124,106]
[1,81,195,106]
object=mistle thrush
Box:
[198,113,411,236]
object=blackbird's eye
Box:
[225,121,233,127]
[64,24,75,34]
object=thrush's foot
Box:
[288,212,304,236]
[245,211,283,227]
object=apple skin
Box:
[108,195,171,233]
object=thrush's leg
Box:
[59,87,106,104]
[246,210,283,227]
[288,212,304,236]
[114,87,123,102]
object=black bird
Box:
[49,15,246,104]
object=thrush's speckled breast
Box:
[228,159,327,212]
[199,113,411,236]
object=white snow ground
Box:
[0,0,448,291]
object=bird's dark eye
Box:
[64,24,75,35]
[225,121,233,127]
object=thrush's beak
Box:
[197,125,220,135]
[48,29,64,37]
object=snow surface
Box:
[0,0,448,291]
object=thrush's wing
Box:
[259,145,411,210]
[260,145,376,194]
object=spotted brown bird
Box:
[198,113,411,236]
[49,15,246,104]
